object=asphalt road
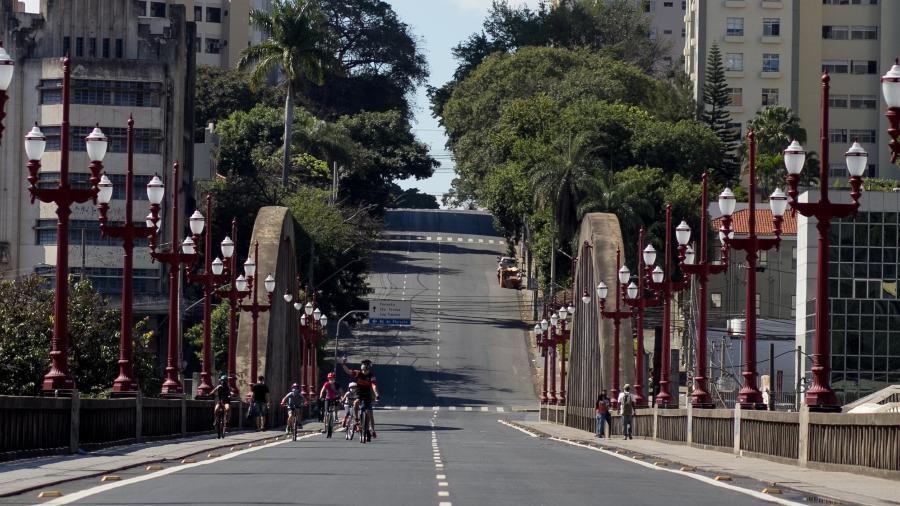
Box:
[15,210,784,506]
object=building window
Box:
[102,38,110,58]
[726,88,743,106]
[62,36,71,56]
[850,60,878,75]
[88,38,96,57]
[850,95,877,109]
[791,247,796,268]
[822,26,849,39]
[711,293,722,309]
[205,38,222,54]
[681,27,686,37]
[829,94,849,108]
[115,39,124,58]
[762,53,780,72]
[755,294,761,316]
[682,0,686,9]
[763,18,780,37]
[791,295,796,317]
[663,29,672,35]
[137,1,147,15]
[849,129,877,143]
[150,1,166,17]
[75,37,84,57]
[850,26,878,39]
[759,250,768,266]
[206,7,222,23]
[39,79,162,108]
[822,59,849,74]
[664,1,673,6]
[829,129,848,143]
[41,125,163,154]
[761,88,779,106]
[726,53,743,71]
[196,37,202,53]
[194,6,202,21]
[726,17,744,37]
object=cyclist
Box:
[210,375,231,430]
[341,382,359,429]
[319,372,342,413]
[280,383,305,434]
[340,358,379,438]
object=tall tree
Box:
[744,105,813,197]
[701,43,740,185]
[238,0,339,187]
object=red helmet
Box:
[327,372,336,380]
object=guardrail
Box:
[542,402,900,479]
[0,394,249,461]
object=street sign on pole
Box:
[368,300,411,326]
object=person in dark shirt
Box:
[248,375,270,431]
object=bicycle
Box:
[323,399,339,439]
[214,404,227,439]
[359,398,376,444]
[286,406,302,441]
[345,407,359,441]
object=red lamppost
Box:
[883,60,900,162]
[25,57,104,392]
[150,162,200,397]
[97,117,165,394]
[783,72,868,411]
[216,219,250,396]
[719,131,787,409]
[643,204,690,408]
[238,242,276,382]
[533,319,549,404]
[548,307,561,405]
[676,173,730,408]
[0,42,14,143]
[621,228,659,407]
[302,298,327,398]
[186,195,230,397]
[554,295,576,406]
[596,247,633,408]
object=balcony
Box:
[761,35,782,44]
[724,0,746,7]
[761,0,783,8]
[724,35,745,43]
[761,70,781,79]
[725,71,745,78]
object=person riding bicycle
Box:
[210,375,231,429]
[341,382,359,429]
[280,383,305,433]
[340,358,379,438]
[319,372,343,432]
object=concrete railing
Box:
[543,403,900,479]
[0,394,247,461]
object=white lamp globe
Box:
[220,236,234,259]
[540,318,549,331]
[24,124,47,161]
[597,281,608,300]
[643,244,657,266]
[652,266,664,284]
[300,314,307,326]
[769,188,788,217]
[146,175,164,205]
[550,314,559,327]
[235,275,248,292]
[283,292,293,303]
[718,188,737,217]
[845,141,868,177]
[313,307,322,321]
[243,257,256,278]
[97,174,114,204]
[84,125,109,163]
[685,245,696,265]
[319,314,328,327]
[189,210,205,236]
[676,220,691,246]
[304,301,314,316]
[881,59,900,108]
[0,43,14,91]
[626,282,638,300]
[567,303,575,315]
[294,301,302,311]
[618,265,630,284]
[211,257,224,275]
[264,274,275,293]
[533,324,541,336]
[181,237,196,255]
[783,141,806,176]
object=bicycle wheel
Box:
[215,410,225,439]
[292,416,298,442]
[359,409,368,444]
[326,409,334,438]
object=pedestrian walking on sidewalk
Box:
[617,384,635,440]
[595,393,609,437]
[248,376,270,431]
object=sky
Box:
[22,0,542,203]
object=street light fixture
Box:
[215,219,250,396]
[882,59,900,162]
[0,42,14,143]
[597,247,634,406]
[238,242,275,382]
[264,274,276,294]
[620,228,660,407]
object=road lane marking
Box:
[480,407,489,412]
[436,474,446,479]
[465,407,472,411]
[497,407,505,412]
[497,419,539,437]
[439,491,450,497]
[400,406,408,410]
[440,503,452,506]
[489,240,495,244]
[417,406,424,410]
[479,239,484,243]
[42,434,319,505]
[468,238,473,242]
[439,482,449,487]
[448,406,456,411]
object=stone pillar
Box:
[69,391,80,454]
[180,397,187,436]
[733,403,742,455]
[686,401,693,444]
[798,405,810,467]
[652,407,659,439]
[135,393,143,443]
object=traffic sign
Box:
[368,299,411,326]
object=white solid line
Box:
[480,407,489,412]
[439,491,450,497]
[43,434,319,505]
[497,419,539,438]
[436,474,446,479]
[547,437,806,506]
[436,236,442,240]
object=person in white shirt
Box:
[617,383,635,440]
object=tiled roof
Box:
[712,209,797,236]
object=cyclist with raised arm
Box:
[280,383,304,434]
[340,357,379,439]
[211,375,231,430]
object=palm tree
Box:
[529,132,602,293]
[239,0,339,186]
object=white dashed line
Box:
[439,491,450,497]
[448,406,456,411]
[497,407,505,412]
[480,407,489,412]
[417,406,424,411]
[400,406,408,411]
[478,239,484,243]
[465,407,473,412]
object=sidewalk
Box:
[516,420,896,506]
[0,422,323,498]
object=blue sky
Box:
[23,0,541,202]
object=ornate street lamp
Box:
[596,247,633,407]
[720,131,785,409]
[784,72,868,411]
[26,57,104,392]
[677,173,729,408]
[620,228,659,407]
[539,316,550,403]
[0,42,14,143]
[186,195,229,398]
[97,118,162,394]
[149,162,199,397]
[644,205,690,408]
[882,59,900,162]
[216,219,251,396]
[238,242,275,382]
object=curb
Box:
[0,428,318,499]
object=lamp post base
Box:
[196,372,214,398]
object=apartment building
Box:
[686,0,899,180]
[0,0,194,303]
[685,0,795,137]
[795,0,900,180]
[136,1,270,69]
[642,0,688,68]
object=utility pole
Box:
[795,345,802,411]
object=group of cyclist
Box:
[210,358,379,439]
